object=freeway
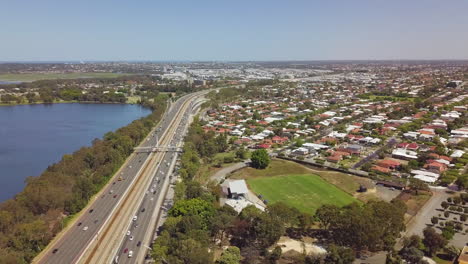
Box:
[114,101,200,264]
[36,92,205,264]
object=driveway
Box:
[210,160,249,183]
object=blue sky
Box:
[1,0,468,61]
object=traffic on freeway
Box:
[113,101,198,263]
[37,93,201,264]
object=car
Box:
[94,219,98,224]
[133,215,137,221]
[83,226,88,231]
[141,208,145,213]
[52,248,59,254]
[113,194,117,198]
[89,209,94,213]
[137,241,141,247]
[109,190,114,194]
[113,182,116,185]
[150,197,154,201]
[128,250,134,258]
[77,222,82,226]
[123,248,128,253]
[129,236,134,241]
[126,230,131,236]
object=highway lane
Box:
[79,92,206,263]
[115,107,194,263]
[37,94,195,264]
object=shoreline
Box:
[0,100,141,107]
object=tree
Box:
[441,201,449,210]
[460,214,467,222]
[444,245,460,260]
[315,204,340,229]
[169,198,215,230]
[409,179,429,195]
[235,147,248,160]
[324,244,355,264]
[269,246,282,263]
[251,149,270,169]
[173,238,213,264]
[267,202,300,226]
[400,246,424,264]
[431,216,439,225]
[216,246,241,264]
[422,227,447,256]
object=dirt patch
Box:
[275,236,327,255]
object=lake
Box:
[0,103,151,201]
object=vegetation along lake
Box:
[0,103,151,201]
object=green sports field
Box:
[247,174,359,214]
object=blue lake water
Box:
[0,103,151,201]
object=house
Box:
[377,159,402,170]
[424,161,447,173]
[303,143,329,151]
[397,142,419,151]
[227,180,249,199]
[292,147,309,156]
[450,150,465,158]
[327,155,342,163]
[339,144,362,155]
[372,165,391,174]
[403,132,419,140]
[411,170,440,183]
[392,148,418,160]
[272,136,288,144]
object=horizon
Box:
[1,0,468,61]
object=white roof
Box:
[410,170,439,178]
[450,150,465,158]
[225,198,265,213]
[414,175,437,183]
[229,180,249,194]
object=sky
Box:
[1,0,468,61]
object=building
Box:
[227,180,249,199]
[458,246,468,264]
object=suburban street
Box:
[36,91,207,264]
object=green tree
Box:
[315,204,340,229]
[251,149,270,169]
[169,198,215,230]
[217,246,241,264]
[324,244,355,264]
[409,178,429,195]
[422,227,447,256]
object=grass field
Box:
[0,72,129,82]
[247,174,359,214]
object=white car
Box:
[126,230,131,236]
[133,215,137,221]
[129,236,134,241]
[83,226,88,231]
[128,251,133,258]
